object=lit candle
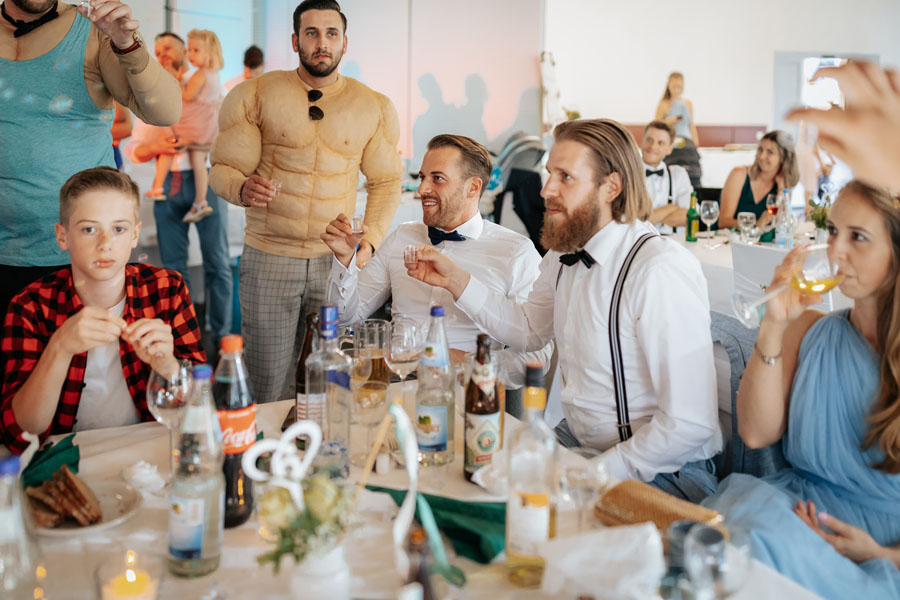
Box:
[100,551,159,600]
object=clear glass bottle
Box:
[506,364,557,588]
[168,364,225,578]
[415,306,455,467]
[305,305,353,479]
[0,456,39,599]
[295,311,320,420]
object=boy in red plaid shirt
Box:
[1,167,206,453]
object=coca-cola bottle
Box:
[213,335,256,528]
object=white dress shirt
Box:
[326,212,554,388]
[645,160,693,235]
[456,219,722,482]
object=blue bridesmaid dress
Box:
[704,310,900,599]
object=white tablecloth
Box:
[29,397,819,599]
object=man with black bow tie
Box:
[642,120,693,234]
[406,120,721,502]
[322,134,552,397]
[0,0,180,328]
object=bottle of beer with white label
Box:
[464,334,500,482]
[213,335,256,528]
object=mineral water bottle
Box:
[415,306,455,467]
[169,364,225,577]
[0,456,39,599]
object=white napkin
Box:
[539,522,665,599]
[122,460,165,493]
[470,448,508,496]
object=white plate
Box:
[36,481,142,537]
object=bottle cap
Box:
[0,456,20,476]
[525,363,544,388]
[220,335,243,353]
[321,305,338,324]
[430,306,444,317]
[192,364,212,379]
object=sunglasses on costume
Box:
[308,89,324,121]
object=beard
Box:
[540,198,602,253]
[10,0,56,14]
[299,46,343,78]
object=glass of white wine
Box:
[732,243,841,328]
[146,359,192,482]
[384,319,424,412]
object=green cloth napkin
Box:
[22,434,79,488]
[366,485,506,564]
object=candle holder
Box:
[95,550,163,600]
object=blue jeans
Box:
[154,170,233,346]
[553,418,717,503]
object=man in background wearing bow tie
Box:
[406,120,721,502]
[642,121,693,234]
[322,134,552,403]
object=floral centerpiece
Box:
[808,198,830,230]
[256,471,355,572]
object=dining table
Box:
[21,384,822,600]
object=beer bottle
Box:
[685,192,699,242]
[464,334,500,482]
[295,312,320,420]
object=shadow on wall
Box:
[411,72,540,168]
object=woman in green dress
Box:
[719,131,799,242]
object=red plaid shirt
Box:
[2,264,207,453]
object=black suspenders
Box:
[665,163,673,204]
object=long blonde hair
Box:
[553,119,651,223]
[187,29,224,71]
[844,181,900,473]
[750,131,799,188]
[662,72,683,101]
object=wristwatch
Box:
[111,32,142,55]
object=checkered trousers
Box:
[1,264,207,453]
[238,246,331,404]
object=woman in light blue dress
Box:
[704,180,900,600]
[655,72,702,187]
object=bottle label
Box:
[507,491,550,555]
[415,404,448,452]
[169,495,204,559]
[327,370,351,390]
[688,219,699,239]
[216,405,257,455]
[420,344,447,367]
[299,393,327,422]
[464,412,500,473]
[471,362,496,396]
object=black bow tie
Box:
[428,226,466,245]
[559,249,595,269]
[646,168,665,177]
[1,2,59,38]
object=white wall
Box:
[544,0,900,127]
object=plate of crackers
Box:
[25,465,142,536]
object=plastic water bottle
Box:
[0,456,39,599]
[415,306,456,467]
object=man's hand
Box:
[240,175,276,208]
[794,501,886,564]
[355,240,373,268]
[79,1,140,50]
[122,318,177,375]
[321,214,366,268]
[51,306,127,357]
[405,245,470,300]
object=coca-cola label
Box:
[217,405,257,455]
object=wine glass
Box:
[557,447,610,533]
[146,359,192,482]
[732,243,841,328]
[384,319,424,415]
[736,212,756,243]
[765,193,779,222]
[699,201,720,248]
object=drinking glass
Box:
[765,193,779,221]
[354,319,390,385]
[557,447,609,533]
[270,178,282,197]
[683,525,751,598]
[385,320,424,414]
[736,212,756,243]
[732,243,841,328]
[699,201,720,247]
[350,379,388,467]
[146,360,192,481]
[785,121,820,195]
[351,215,365,234]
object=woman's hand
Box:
[405,245,470,300]
[761,247,821,326]
[756,210,775,230]
[794,501,887,564]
